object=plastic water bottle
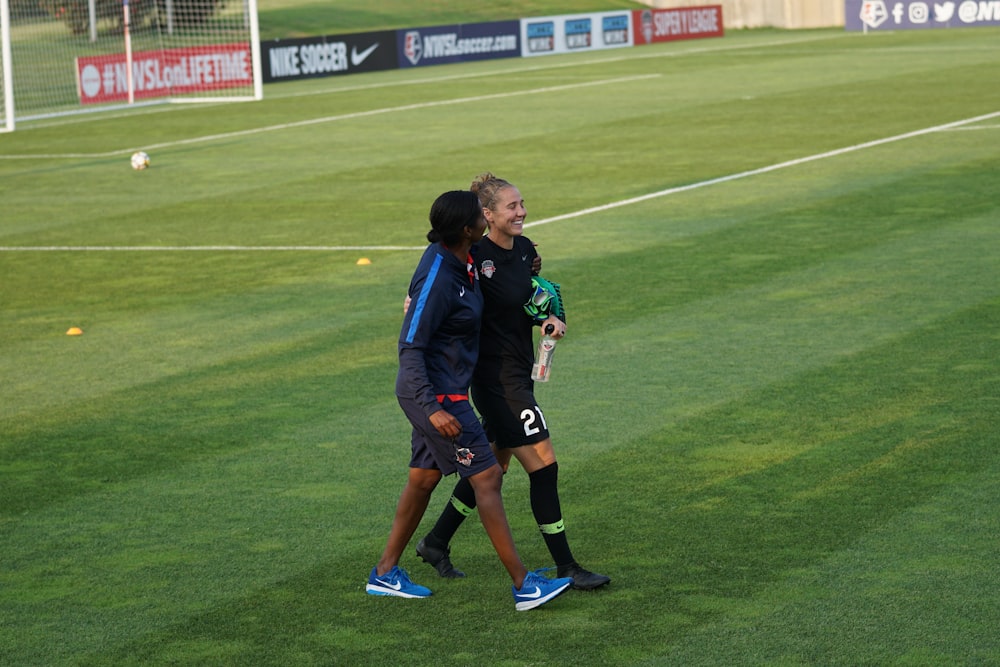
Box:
[531,324,557,382]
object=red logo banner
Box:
[76,43,252,104]
[633,6,724,45]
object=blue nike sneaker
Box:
[366,566,432,598]
[512,570,573,611]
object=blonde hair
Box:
[470,172,514,211]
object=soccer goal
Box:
[0,0,262,131]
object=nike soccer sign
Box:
[262,30,398,83]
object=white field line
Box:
[523,110,1000,229]
[2,110,997,253]
[0,74,659,160]
[12,32,847,132]
[261,33,851,102]
[0,245,428,251]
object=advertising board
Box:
[521,12,633,57]
[262,31,397,83]
[632,6,725,44]
[77,44,252,104]
[397,21,520,68]
[846,0,1000,30]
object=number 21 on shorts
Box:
[520,405,548,436]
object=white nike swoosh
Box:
[518,586,542,599]
[379,578,403,591]
[351,43,379,67]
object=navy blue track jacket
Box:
[396,243,483,418]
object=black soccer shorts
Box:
[471,381,550,449]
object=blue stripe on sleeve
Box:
[405,253,443,344]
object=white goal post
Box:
[0,0,261,132]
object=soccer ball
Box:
[130,151,150,170]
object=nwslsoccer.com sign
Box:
[397,21,520,67]
[76,44,253,104]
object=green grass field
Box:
[2,14,1000,667]
[256,0,646,39]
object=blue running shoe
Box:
[366,566,432,598]
[512,570,573,611]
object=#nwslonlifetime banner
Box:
[76,44,253,104]
[846,0,1000,30]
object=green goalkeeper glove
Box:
[524,276,565,322]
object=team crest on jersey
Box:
[481,260,496,279]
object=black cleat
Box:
[416,538,465,579]
[557,562,611,590]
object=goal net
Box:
[0,0,261,131]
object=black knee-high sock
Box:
[424,475,477,548]
[529,462,575,568]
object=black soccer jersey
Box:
[472,235,539,388]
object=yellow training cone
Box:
[66,327,83,336]
[356,257,371,265]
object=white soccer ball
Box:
[130,151,150,170]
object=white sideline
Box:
[0,32,859,155]
[7,32,846,134]
[0,74,659,159]
[523,110,1000,229]
[2,110,998,253]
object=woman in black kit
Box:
[416,173,610,591]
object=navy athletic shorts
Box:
[397,395,496,477]
[471,381,550,449]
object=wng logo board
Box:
[262,30,397,83]
[521,11,633,57]
[846,0,1000,30]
